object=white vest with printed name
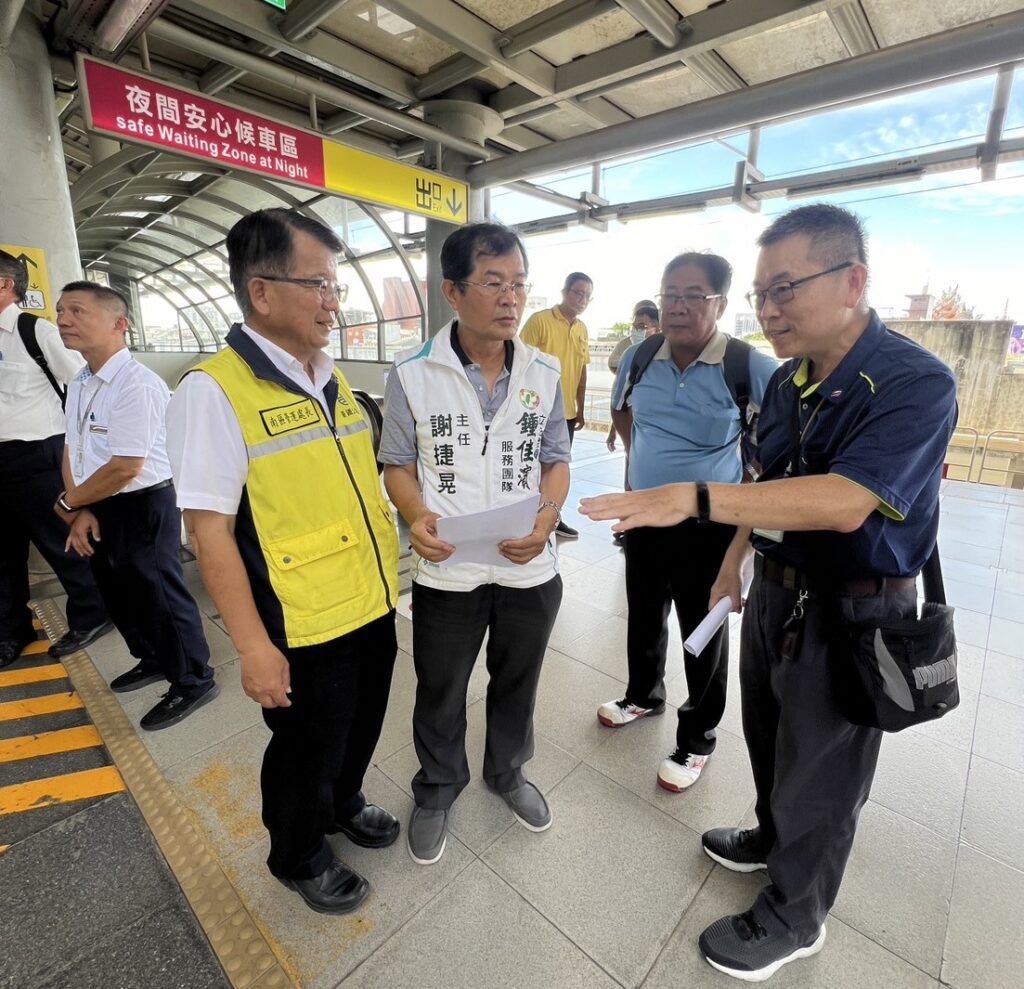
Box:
[393,320,563,592]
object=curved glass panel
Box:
[312,197,392,256]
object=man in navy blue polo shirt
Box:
[580,204,957,982]
[597,253,776,795]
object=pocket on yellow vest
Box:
[265,519,366,615]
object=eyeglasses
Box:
[459,280,533,298]
[745,261,854,311]
[655,292,723,309]
[567,288,592,301]
[255,274,348,303]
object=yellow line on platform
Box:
[0,664,68,689]
[0,693,84,722]
[0,765,125,815]
[0,725,103,764]
[21,640,51,656]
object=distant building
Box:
[733,313,760,338]
[905,292,933,320]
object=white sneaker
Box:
[657,752,709,792]
[597,697,665,727]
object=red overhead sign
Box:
[79,57,325,187]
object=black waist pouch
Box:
[834,599,959,732]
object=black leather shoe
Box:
[49,621,115,658]
[140,682,219,731]
[110,662,165,693]
[279,858,369,914]
[0,634,35,670]
[331,804,400,848]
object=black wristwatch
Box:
[695,481,711,524]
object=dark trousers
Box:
[624,520,736,755]
[261,612,397,879]
[740,570,916,938]
[566,418,576,449]
[410,576,562,809]
[89,485,211,695]
[0,435,108,640]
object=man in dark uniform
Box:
[581,204,957,982]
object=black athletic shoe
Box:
[700,910,826,982]
[701,827,768,873]
[140,682,219,731]
[48,621,115,658]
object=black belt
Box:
[113,478,174,498]
[756,553,916,598]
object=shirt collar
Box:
[450,321,513,372]
[88,347,133,383]
[652,330,727,365]
[0,302,21,334]
[793,311,885,401]
[240,322,335,391]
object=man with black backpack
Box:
[0,250,112,667]
[597,252,776,793]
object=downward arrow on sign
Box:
[446,191,463,217]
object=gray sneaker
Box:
[407,806,448,865]
[500,781,552,832]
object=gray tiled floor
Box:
[53,441,1024,987]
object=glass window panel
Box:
[215,177,295,212]
[311,198,391,256]
[137,287,184,351]
[345,321,379,362]
[180,306,217,348]
[175,259,231,299]
[197,301,231,341]
[194,250,232,283]
[186,198,245,230]
[488,188,569,226]
[153,213,221,246]
[358,250,422,323]
[383,318,423,362]
[115,241,179,266]
[337,260,378,331]
[600,140,742,202]
[758,74,996,178]
[160,270,208,305]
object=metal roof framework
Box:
[36,0,1024,351]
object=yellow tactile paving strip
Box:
[0,662,68,689]
[0,692,85,721]
[33,598,293,989]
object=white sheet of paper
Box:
[435,494,540,568]
[683,557,755,656]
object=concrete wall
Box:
[891,320,1024,434]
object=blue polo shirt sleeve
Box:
[829,367,957,521]
[748,348,779,409]
[377,367,418,466]
[539,383,571,463]
[611,343,641,411]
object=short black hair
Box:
[662,252,733,295]
[0,250,28,302]
[634,305,659,322]
[563,271,593,292]
[440,223,527,284]
[226,208,344,317]
[61,280,130,317]
[757,203,867,266]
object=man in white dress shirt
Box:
[54,281,216,730]
[0,250,112,667]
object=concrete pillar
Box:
[0,9,81,292]
[421,97,502,337]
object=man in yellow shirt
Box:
[520,272,593,537]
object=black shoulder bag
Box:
[17,311,67,411]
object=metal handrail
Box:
[976,429,1024,487]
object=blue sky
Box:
[493,68,1024,329]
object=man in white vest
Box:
[379,223,570,865]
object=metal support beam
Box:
[378,0,628,129]
[415,57,488,100]
[981,64,1015,181]
[685,51,745,93]
[0,0,27,49]
[502,0,619,57]
[492,0,850,117]
[147,19,494,161]
[470,10,1024,187]
[828,1,878,57]
[279,0,353,43]
[508,181,590,213]
[614,0,684,48]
